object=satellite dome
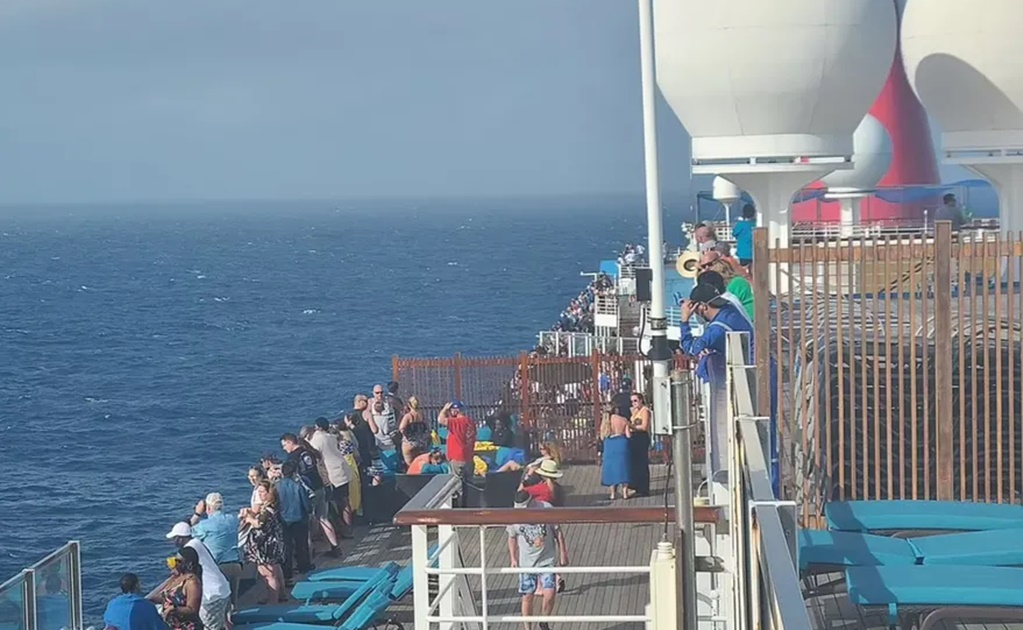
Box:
[822,114,893,192]
[653,0,897,161]
[711,177,742,204]
[901,1,1023,149]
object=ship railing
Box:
[536,330,639,357]
[0,541,84,630]
[394,475,724,630]
[725,331,812,630]
[593,292,619,317]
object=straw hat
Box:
[535,459,564,479]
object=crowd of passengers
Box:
[100,380,603,630]
[549,271,612,335]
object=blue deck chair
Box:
[305,562,398,583]
[799,527,1023,573]
[290,565,415,603]
[846,565,1023,630]
[235,583,400,630]
[825,500,1023,533]
[233,565,397,625]
[306,545,437,582]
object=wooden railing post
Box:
[392,355,400,382]
[752,228,772,417]
[592,351,603,445]
[519,352,531,430]
[453,352,463,400]
[934,221,954,500]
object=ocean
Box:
[0,196,671,618]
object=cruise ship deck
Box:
[245,464,684,630]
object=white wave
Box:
[302,309,319,315]
[196,274,206,280]
[447,261,459,266]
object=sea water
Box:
[0,196,669,617]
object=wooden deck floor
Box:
[240,464,677,630]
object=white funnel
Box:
[654,0,898,250]
[901,0,1023,237]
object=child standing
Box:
[732,202,756,268]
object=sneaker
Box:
[557,577,566,593]
[539,623,552,630]
[326,546,341,558]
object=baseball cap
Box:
[451,400,464,410]
[166,522,192,539]
[688,282,729,308]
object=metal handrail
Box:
[726,331,813,630]
[395,505,723,526]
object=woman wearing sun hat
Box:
[521,459,565,507]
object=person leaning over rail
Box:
[679,282,755,475]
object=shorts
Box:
[199,596,231,630]
[518,572,557,595]
[331,483,350,505]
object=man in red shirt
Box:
[438,400,476,480]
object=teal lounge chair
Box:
[305,545,437,583]
[846,565,1023,630]
[235,583,401,630]
[825,500,1023,533]
[290,565,414,603]
[233,565,397,625]
[306,562,398,582]
[799,527,1023,573]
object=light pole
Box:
[636,0,672,430]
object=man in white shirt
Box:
[166,522,232,630]
[307,417,354,550]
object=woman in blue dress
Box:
[600,404,634,500]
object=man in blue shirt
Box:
[679,282,754,385]
[103,574,167,630]
[680,282,755,476]
[277,460,313,582]
[189,492,242,604]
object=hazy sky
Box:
[0,1,969,204]
[0,0,694,203]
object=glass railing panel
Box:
[0,573,29,630]
[31,552,72,630]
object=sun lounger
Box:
[235,582,398,630]
[289,566,414,603]
[305,544,437,583]
[800,527,1023,573]
[305,562,399,582]
[233,565,397,625]
[824,500,1023,533]
[798,529,917,572]
[846,565,1023,630]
